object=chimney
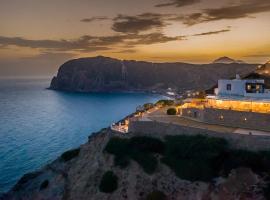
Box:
[235,74,241,80]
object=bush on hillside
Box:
[215,150,270,176]
[161,135,228,181]
[144,103,155,110]
[129,136,165,154]
[60,148,80,162]
[155,100,174,107]
[39,180,49,190]
[104,137,164,174]
[167,108,177,115]
[104,134,270,194]
[146,190,167,200]
[99,171,118,193]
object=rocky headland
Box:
[49,56,257,93]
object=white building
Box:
[215,74,270,98]
[178,75,270,131]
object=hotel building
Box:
[178,74,270,131]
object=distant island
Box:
[49,56,257,95]
[212,56,245,64]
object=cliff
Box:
[49,56,257,93]
[2,128,269,200]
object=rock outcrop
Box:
[49,56,257,93]
[1,129,267,200]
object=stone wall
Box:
[129,120,270,151]
[203,108,270,131]
[181,108,203,120]
[182,108,270,131]
[181,107,270,131]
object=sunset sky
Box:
[0,0,270,76]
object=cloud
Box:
[244,53,270,58]
[112,13,168,34]
[21,52,76,60]
[0,32,185,53]
[112,49,138,54]
[192,28,230,36]
[126,33,186,45]
[0,35,114,52]
[155,0,200,7]
[175,0,270,26]
[80,16,109,23]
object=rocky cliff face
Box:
[49,56,257,93]
[1,129,266,200]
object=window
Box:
[246,83,265,93]
[226,84,231,91]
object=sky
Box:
[0,0,270,76]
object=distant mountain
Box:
[213,56,245,64]
[49,56,257,93]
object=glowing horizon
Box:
[0,0,270,76]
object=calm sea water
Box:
[0,78,161,193]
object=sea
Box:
[0,77,162,193]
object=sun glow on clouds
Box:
[0,0,270,75]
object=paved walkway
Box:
[144,107,270,136]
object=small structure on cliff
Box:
[178,74,270,131]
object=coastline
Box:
[0,87,165,196]
[47,87,174,98]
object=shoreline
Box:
[1,89,167,195]
[47,87,175,99]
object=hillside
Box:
[2,128,269,200]
[49,56,257,93]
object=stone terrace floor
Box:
[143,107,270,136]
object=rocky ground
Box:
[1,129,267,200]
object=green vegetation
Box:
[39,180,49,190]
[104,137,165,174]
[104,134,270,197]
[99,171,118,193]
[161,135,228,181]
[146,190,167,200]
[155,99,174,107]
[166,108,177,115]
[143,103,154,110]
[60,148,80,162]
